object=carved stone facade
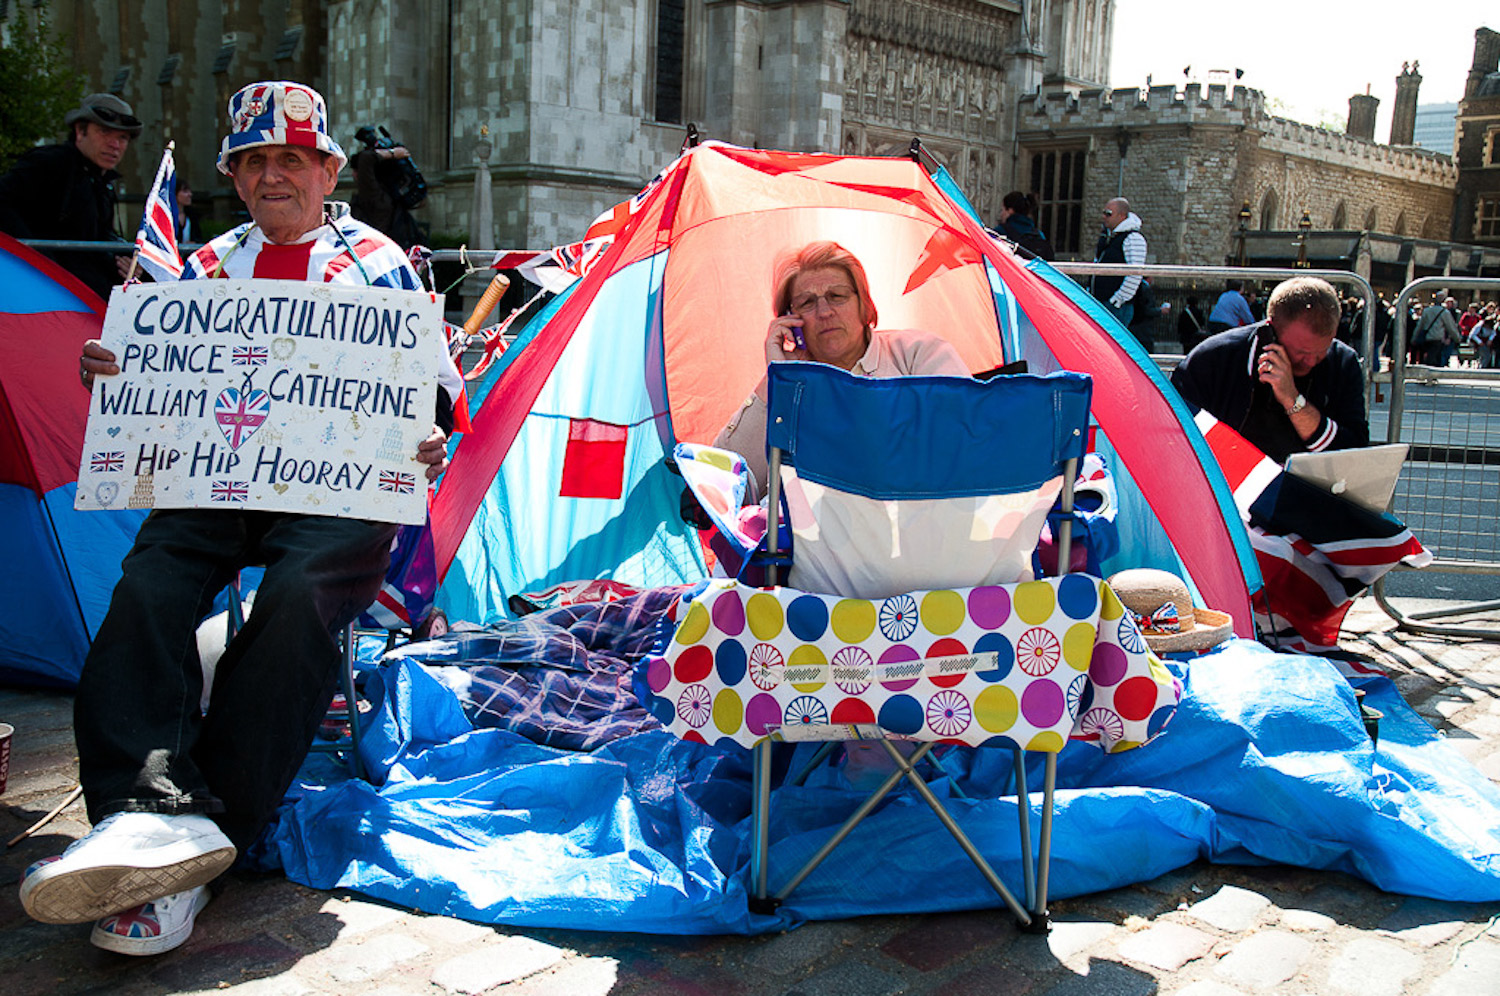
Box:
[841,1,1017,220]
[34,0,1116,248]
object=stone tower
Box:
[1346,88,1378,141]
[1466,26,1500,99]
[1390,61,1422,145]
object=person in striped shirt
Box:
[28,81,451,957]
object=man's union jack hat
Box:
[216,80,346,175]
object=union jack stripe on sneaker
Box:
[18,812,235,925]
[91,885,210,956]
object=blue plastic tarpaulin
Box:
[270,637,1500,933]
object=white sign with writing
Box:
[75,279,446,525]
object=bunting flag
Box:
[1194,410,1431,659]
[134,144,184,282]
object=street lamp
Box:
[1295,210,1312,268]
[1236,200,1251,267]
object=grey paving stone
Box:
[744,921,860,977]
[182,976,322,996]
[1423,936,1500,995]
[1378,897,1474,946]
[430,937,565,994]
[1324,936,1423,996]
[1114,921,1216,971]
[407,913,497,947]
[1213,930,1312,990]
[505,955,621,996]
[317,895,407,937]
[1172,982,1243,996]
[1185,885,1272,933]
[1280,908,1338,932]
[1010,919,1117,970]
[1040,960,1157,996]
[323,932,430,984]
[780,959,907,996]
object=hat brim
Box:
[1141,608,1234,654]
[217,132,347,175]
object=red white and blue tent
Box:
[431,145,1261,629]
[0,233,146,687]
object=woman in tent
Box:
[713,240,969,499]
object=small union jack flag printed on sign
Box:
[211,480,250,503]
[90,451,125,473]
[232,346,268,366]
[378,470,415,494]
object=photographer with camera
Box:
[349,124,425,249]
[1171,276,1368,463]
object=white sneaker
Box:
[90,885,210,956]
[18,812,235,924]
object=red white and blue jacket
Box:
[183,212,419,289]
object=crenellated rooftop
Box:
[1018,83,1459,186]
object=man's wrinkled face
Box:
[229,146,338,240]
[74,122,131,172]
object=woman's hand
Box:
[765,313,809,366]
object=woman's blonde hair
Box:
[770,241,878,331]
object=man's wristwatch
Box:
[1286,393,1307,416]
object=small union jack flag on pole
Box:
[232,346,268,366]
[378,471,416,494]
[211,480,249,503]
[89,451,125,473]
[133,142,184,282]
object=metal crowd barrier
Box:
[1373,275,1500,640]
[1052,262,1379,407]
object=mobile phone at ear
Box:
[783,311,806,350]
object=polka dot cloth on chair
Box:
[642,578,1182,753]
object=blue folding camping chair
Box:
[746,362,1093,930]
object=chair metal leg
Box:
[868,739,1032,925]
[339,623,365,780]
[1014,748,1036,911]
[1031,752,1057,929]
[749,739,775,911]
[789,741,840,787]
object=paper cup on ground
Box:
[0,723,12,796]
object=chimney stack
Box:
[1390,61,1421,145]
[1467,27,1500,101]
[1347,86,1378,140]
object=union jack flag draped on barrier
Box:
[134,144,184,282]
[1194,410,1432,660]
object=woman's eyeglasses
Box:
[789,287,854,316]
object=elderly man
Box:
[20,81,451,957]
[0,93,141,300]
[1172,276,1369,463]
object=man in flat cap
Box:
[0,93,142,300]
[20,81,455,957]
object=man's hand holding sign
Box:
[77,280,446,523]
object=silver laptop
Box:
[1283,443,1409,514]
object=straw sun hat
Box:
[1107,568,1233,653]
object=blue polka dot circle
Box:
[973,631,1014,683]
[1147,704,1177,738]
[648,692,676,727]
[786,594,830,642]
[877,694,924,736]
[1057,574,1099,620]
[714,639,747,686]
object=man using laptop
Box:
[1172,276,1369,463]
